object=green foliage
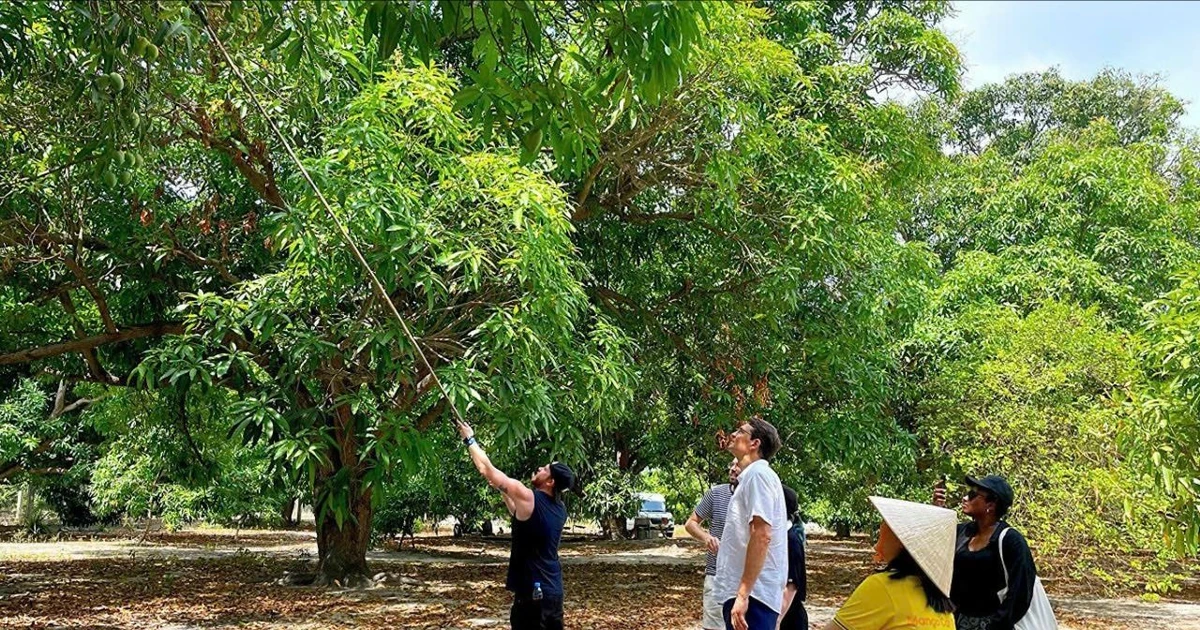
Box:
[1135,265,1200,553]
[356,1,709,167]
[642,466,707,526]
[0,380,55,474]
[5,0,1200,580]
[373,482,434,540]
[947,68,1185,157]
[573,455,642,536]
[0,380,102,507]
[907,68,1200,566]
[565,0,959,533]
[87,388,286,529]
[128,61,623,538]
[915,119,1198,319]
[917,302,1165,556]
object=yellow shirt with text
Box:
[833,573,956,630]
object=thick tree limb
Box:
[49,381,95,419]
[58,397,94,416]
[0,220,111,252]
[414,398,448,432]
[175,99,286,209]
[174,389,208,467]
[0,323,185,365]
[57,292,115,383]
[60,257,118,333]
[164,226,241,284]
[573,158,608,220]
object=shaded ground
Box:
[0,528,1197,629]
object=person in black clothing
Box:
[778,486,807,630]
[457,420,576,630]
[934,475,1037,630]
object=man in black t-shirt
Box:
[778,485,807,630]
[457,420,576,630]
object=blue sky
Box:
[943,1,1200,128]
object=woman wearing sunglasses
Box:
[934,475,1038,630]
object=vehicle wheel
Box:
[663,529,674,538]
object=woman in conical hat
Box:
[822,497,955,630]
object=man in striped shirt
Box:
[686,459,741,630]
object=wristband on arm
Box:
[463,436,477,447]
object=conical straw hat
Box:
[869,496,957,597]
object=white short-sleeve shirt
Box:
[712,458,788,612]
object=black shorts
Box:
[510,596,564,630]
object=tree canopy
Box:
[2,0,1199,584]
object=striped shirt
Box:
[694,483,734,576]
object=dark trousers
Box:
[723,596,779,630]
[510,596,564,630]
[780,602,808,630]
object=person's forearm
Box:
[466,443,504,487]
[685,519,710,541]
[777,585,797,630]
[738,522,771,596]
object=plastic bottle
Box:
[532,581,543,601]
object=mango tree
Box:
[0,0,699,583]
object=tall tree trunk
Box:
[280,497,297,528]
[312,377,374,587]
[16,483,30,523]
[600,514,628,540]
[315,489,373,587]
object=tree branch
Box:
[573,158,608,220]
[174,98,286,209]
[590,284,697,359]
[168,238,241,284]
[17,221,120,335]
[414,398,448,432]
[174,389,208,467]
[616,210,696,223]
[0,219,111,252]
[57,292,115,383]
[0,322,186,366]
[0,436,57,482]
[59,257,118,334]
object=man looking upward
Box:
[456,420,575,630]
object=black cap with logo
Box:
[549,462,576,497]
[965,474,1014,512]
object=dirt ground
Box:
[0,528,1198,629]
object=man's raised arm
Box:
[457,421,535,519]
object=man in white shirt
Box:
[713,416,787,630]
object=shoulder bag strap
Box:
[998,526,1011,590]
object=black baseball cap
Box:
[549,462,576,495]
[965,475,1014,511]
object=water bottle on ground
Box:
[532,581,543,601]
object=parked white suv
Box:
[624,492,674,538]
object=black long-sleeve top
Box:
[950,521,1037,630]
